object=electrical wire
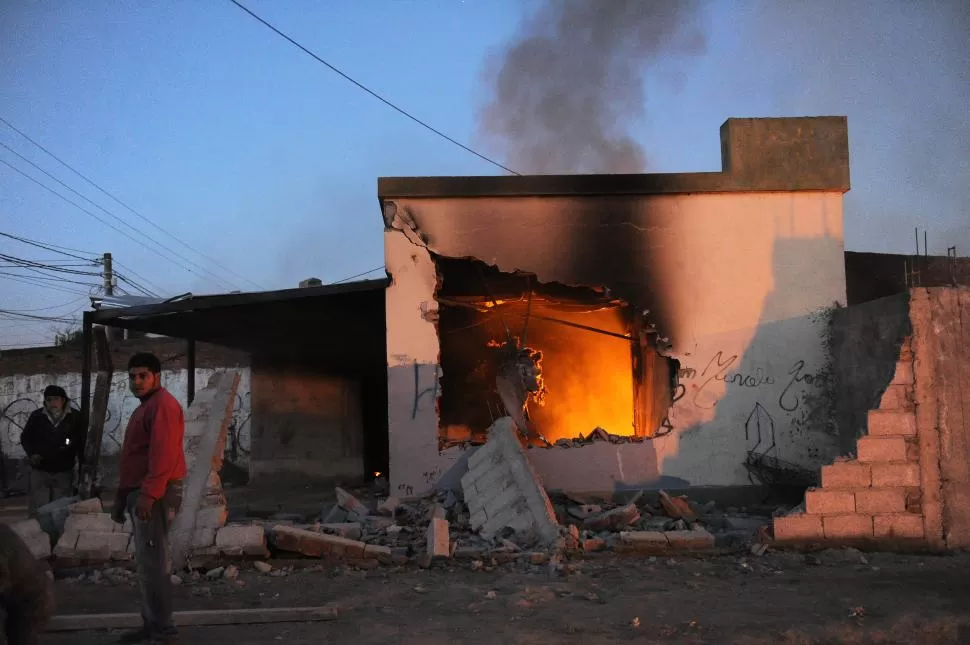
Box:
[0,309,79,324]
[0,272,99,297]
[0,147,241,291]
[0,297,87,314]
[0,230,98,262]
[226,0,520,176]
[112,259,165,297]
[0,117,265,290]
[0,159,241,291]
[330,265,385,284]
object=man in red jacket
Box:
[112,353,185,645]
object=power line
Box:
[0,145,242,291]
[0,230,97,262]
[113,259,165,296]
[226,0,520,176]
[0,253,102,277]
[331,265,385,284]
[0,117,265,290]
[0,309,79,324]
[0,297,87,314]
[0,272,99,297]
[0,159,241,291]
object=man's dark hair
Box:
[128,352,162,374]
[43,385,68,401]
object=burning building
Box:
[381,116,850,498]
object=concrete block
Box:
[805,489,855,515]
[871,462,920,488]
[53,530,80,559]
[195,505,229,530]
[11,520,51,559]
[377,497,400,517]
[74,531,131,561]
[773,514,823,542]
[216,524,267,555]
[664,529,715,552]
[879,384,914,411]
[64,513,119,534]
[426,518,450,558]
[619,531,669,554]
[890,361,914,385]
[874,513,925,539]
[867,410,917,437]
[482,487,520,520]
[822,514,873,539]
[821,462,871,488]
[857,436,908,463]
[191,528,217,549]
[855,488,906,514]
[363,543,392,560]
[67,498,103,514]
[466,440,499,472]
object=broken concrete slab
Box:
[11,519,52,559]
[336,488,370,517]
[64,513,123,535]
[377,497,400,517]
[619,531,669,554]
[74,531,131,562]
[169,371,241,571]
[67,498,103,514]
[583,503,640,532]
[460,417,560,546]
[427,518,450,558]
[659,491,697,522]
[664,529,716,552]
[318,523,363,541]
[271,525,373,560]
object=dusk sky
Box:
[2,0,967,349]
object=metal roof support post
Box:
[187,338,196,407]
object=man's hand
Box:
[134,494,154,522]
[29,455,42,466]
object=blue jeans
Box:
[126,483,182,638]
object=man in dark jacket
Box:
[0,523,54,645]
[20,385,82,517]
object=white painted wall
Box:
[384,191,847,495]
[0,368,252,466]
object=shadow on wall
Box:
[649,236,844,497]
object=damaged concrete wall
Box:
[383,190,846,496]
[249,357,365,483]
[831,293,912,455]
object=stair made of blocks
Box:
[775,338,925,544]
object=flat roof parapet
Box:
[378,116,849,200]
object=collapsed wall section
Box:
[774,287,970,551]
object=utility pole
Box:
[102,252,114,296]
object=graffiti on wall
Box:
[0,369,253,467]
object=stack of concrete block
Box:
[460,417,561,547]
[10,519,52,559]
[52,498,132,563]
[775,338,925,544]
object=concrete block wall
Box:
[775,287,970,551]
[775,338,924,544]
[460,418,561,546]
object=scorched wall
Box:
[381,116,851,497]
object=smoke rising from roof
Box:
[477,0,705,175]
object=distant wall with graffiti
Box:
[0,368,252,467]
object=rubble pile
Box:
[547,427,653,448]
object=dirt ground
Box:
[42,549,970,645]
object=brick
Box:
[67,498,103,514]
[64,513,119,534]
[867,410,916,437]
[823,514,873,539]
[773,514,823,542]
[665,529,715,551]
[805,489,855,515]
[879,384,914,411]
[75,531,131,561]
[891,361,914,385]
[871,462,920,488]
[905,489,923,514]
[821,462,871,488]
[271,525,366,559]
[216,524,267,555]
[857,436,908,463]
[905,438,920,462]
[874,514,925,539]
[426,518,449,557]
[619,531,669,554]
[582,538,606,552]
[855,488,906,514]
[898,336,913,361]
